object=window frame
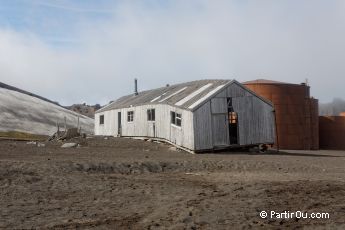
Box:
[99,114,104,125]
[127,111,134,122]
[171,111,176,124]
[170,111,182,127]
[147,108,155,121]
[175,113,182,127]
[228,112,238,124]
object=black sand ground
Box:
[0,137,344,229]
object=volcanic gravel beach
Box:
[0,137,344,229]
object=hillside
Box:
[65,103,101,118]
[0,83,94,136]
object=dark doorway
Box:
[118,112,122,136]
[227,98,238,144]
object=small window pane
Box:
[147,109,155,121]
[127,111,134,122]
[229,112,237,124]
[171,111,182,127]
[176,118,181,127]
[171,112,176,124]
[176,113,182,127]
[99,115,104,125]
[152,109,155,121]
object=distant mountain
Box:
[0,82,94,135]
[65,103,101,118]
[319,98,345,116]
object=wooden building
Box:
[95,79,275,152]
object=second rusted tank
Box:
[319,113,345,150]
[243,79,319,150]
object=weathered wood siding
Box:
[211,114,229,146]
[95,104,194,150]
[193,102,213,150]
[94,110,118,136]
[232,96,275,145]
[95,81,275,152]
[194,82,275,150]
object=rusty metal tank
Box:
[319,113,345,150]
[243,79,319,150]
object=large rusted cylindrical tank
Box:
[319,114,345,150]
[243,79,319,150]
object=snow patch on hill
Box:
[0,87,94,135]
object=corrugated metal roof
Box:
[97,79,231,113]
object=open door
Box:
[227,98,238,145]
[117,112,122,136]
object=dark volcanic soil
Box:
[0,137,344,229]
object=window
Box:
[229,112,237,124]
[147,109,155,121]
[171,111,176,124]
[227,98,237,124]
[227,97,233,107]
[176,113,182,126]
[99,115,104,125]
[170,111,182,127]
[127,111,134,122]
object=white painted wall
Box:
[95,104,194,150]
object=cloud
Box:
[0,0,345,105]
[35,1,115,13]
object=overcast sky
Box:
[0,0,344,105]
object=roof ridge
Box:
[97,79,232,113]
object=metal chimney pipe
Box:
[134,78,138,96]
